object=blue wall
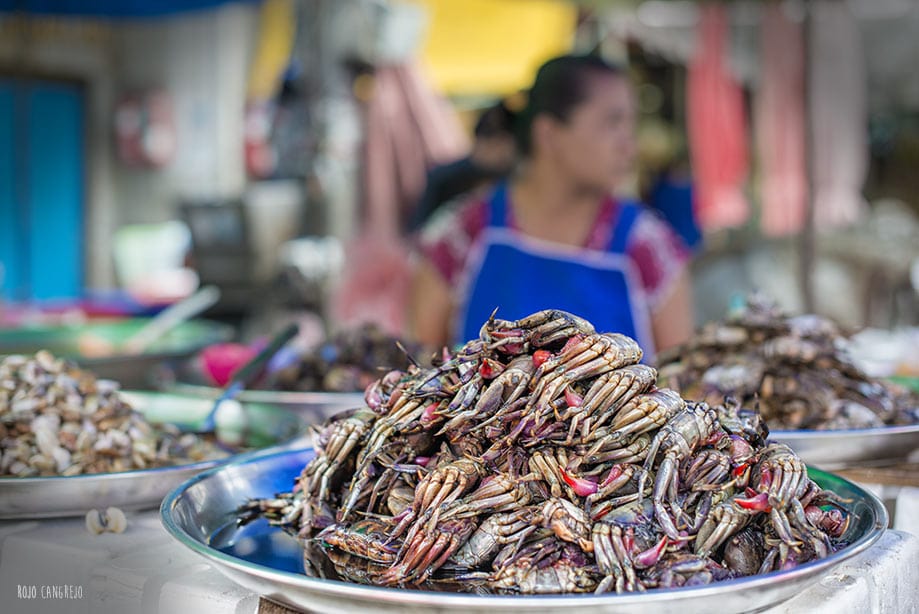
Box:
[0,79,84,301]
[0,0,260,18]
[0,85,18,298]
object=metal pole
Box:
[800,0,816,314]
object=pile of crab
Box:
[241,309,851,594]
[0,351,226,477]
[656,294,919,431]
[269,323,431,393]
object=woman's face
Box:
[541,74,636,193]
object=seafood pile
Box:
[0,351,226,477]
[270,323,430,393]
[656,295,919,430]
[242,310,849,594]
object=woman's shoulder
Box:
[623,200,687,248]
[619,200,690,307]
[592,197,673,251]
[415,191,493,285]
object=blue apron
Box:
[454,183,656,355]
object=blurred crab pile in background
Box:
[656,294,919,431]
[267,323,433,393]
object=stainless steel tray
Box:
[772,423,919,469]
[0,391,305,519]
[161,448,888,614]
[0,318,233,389]
[159,359,365,423]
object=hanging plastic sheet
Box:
[330,62,467,336]
[687,3,750,232]
[360,63,468,239]
[756,3,807,237]
[809,0,868,229]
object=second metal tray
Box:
[772,423,919,469]
[0,391,305,519]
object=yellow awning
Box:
[247,0,296,101]
[406,0,577,97]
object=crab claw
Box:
[532,350,552,368]
[599,465,625,489]
[735,492,772,512]
[479,358,505,379]
[564,386,584,408]
[501,342,527,354]
[560,468,598,497]
[364,381,384,413]
[729,435,754,463]
[634,535,669,568]
[559,334,585,353]
[420,403,440,425]
[704,430,726,446]
[758,466,773,490]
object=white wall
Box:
[112,3,258,221]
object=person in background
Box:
[409,101,518,232]
[646,152,703,253]
[408,54,694,358]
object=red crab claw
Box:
[732,462,750,478]
[479,358,505,379]
[599,465,625,489]
[564,387,584,408]
[559,334,585,353]
[420,403,440,425]
[735,492,772,513]
[560,468,598,497]
[532,350,552,368]
[634,535,669,568]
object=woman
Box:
[409,55,694,357]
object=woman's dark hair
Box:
[473,101,517,139]
[516,54,624,156]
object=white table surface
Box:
[894,487,919,536]
[0,507,917,614]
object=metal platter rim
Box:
[164,382,366,406]
[0,456,223,487]
[160,447,889,611]
[772,422,919,439]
